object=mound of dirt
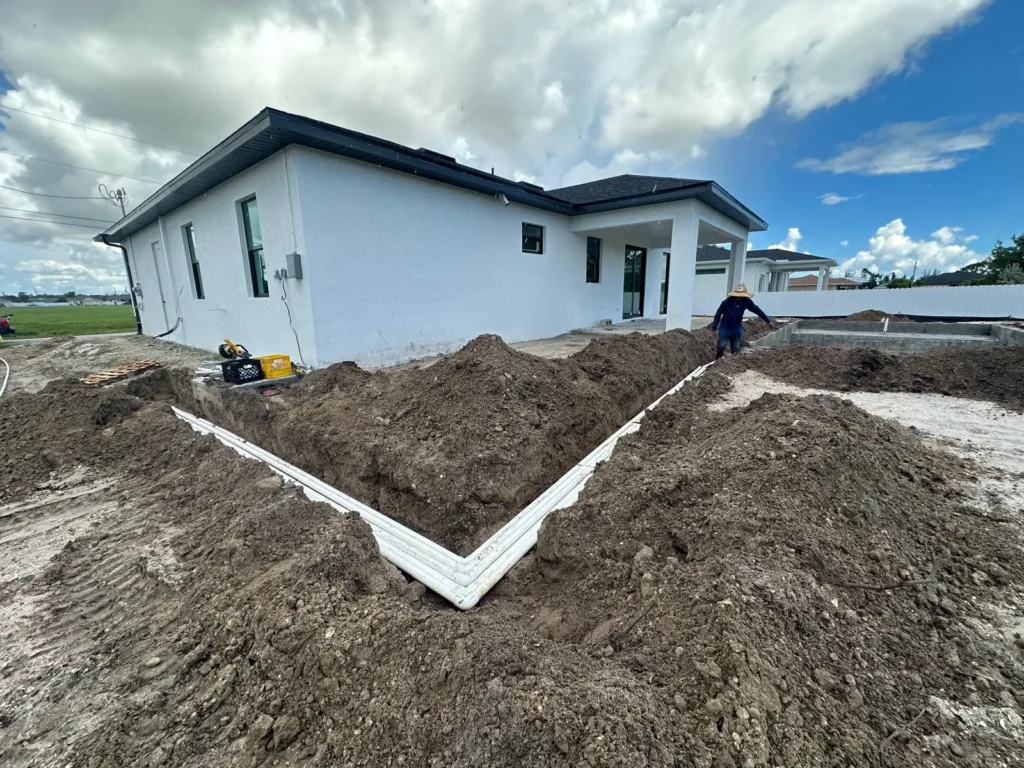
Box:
[732,345,1024,412]
[846,309,915,322]
[515,374,1024,766]
[3,355,1022,767]
[160,324,767,554]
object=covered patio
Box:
[569,193,767,331]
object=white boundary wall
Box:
[693,285,1024,319]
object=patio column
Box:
[816,267,828,291]
[665,208,699,331]
[726,240,747,293]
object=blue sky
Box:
[0,0,1019,293]
[723,0,1023,270]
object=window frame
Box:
[585,236,601,283]
[181,222,205,300]
[522,222,544,254]
[240,197,269,298]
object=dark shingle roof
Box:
[916,271,975,286]
[96,109,767,242]
[696,245,834,264]
[546,174,706,205]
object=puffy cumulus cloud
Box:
[770,227,803,252]
[840,240,850,246]
[0,0,991,290]
[840,218,980,276]
[799,114,1022,175]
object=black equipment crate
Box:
[221,359,264,384]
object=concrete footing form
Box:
[752,320,1024,353]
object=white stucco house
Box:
[97,108,775,367]
[692,245,837,297]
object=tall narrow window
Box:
[522,223,544,254]
[586,236,601,283]
[241,197,268,298]
[182,223,205,300]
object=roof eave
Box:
[96,109,276,243]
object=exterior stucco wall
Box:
[292,147,625,366]
[124,149,318,365]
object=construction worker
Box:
[711,284,772,358]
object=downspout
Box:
[98,234,142,335]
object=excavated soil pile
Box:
[517,373,1024,766]
[846,309,915,322]
[732,345,1024,412]
[2,364,1021,767]
[162,324,765,554]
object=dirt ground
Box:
[729,345,1024,412]
[845,309,916,322]
[0,335,212,396]
[158,324,768,554]
[2,335,1024,767]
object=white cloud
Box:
[770,227,803,252]
[839,218,981,276]
[820,192,860,205]
[560,148,654,187]
[932,225,962,244]
[451,137,477,164]
[840,240,849,246]
[0,0,992,290]
[799,114,1022,175]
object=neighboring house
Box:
[692,245,837,297]
[916,271,976,287]
[96,108,767,367]
[787,275,860,292]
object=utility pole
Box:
[97,184,142,333]
[99,184,129,218]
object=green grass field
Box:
[1,305,136,339]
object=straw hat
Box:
[728,283,753,298]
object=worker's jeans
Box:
[716,328,742,358]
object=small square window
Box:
[522,223,544,254]
[586,237,601,283]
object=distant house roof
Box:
[916,271,976,286]
[96,109,767,243]
[696,245,835,266]
[788,275,860,287]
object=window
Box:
[522,223,544,254]
[697,267,726,275]
[182,223,205,300]
[241,197,268,297]
[586,236,601,283]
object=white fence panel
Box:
[693,285,1024,319]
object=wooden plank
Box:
[81,360,161,385]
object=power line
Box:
[0,212,105,229]
[0,182,105,200]
[0,104,200,156]
[0,149,164,184]
[0,205,114,224]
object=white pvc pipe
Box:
[0,356,9,400]
[173,361,713,609]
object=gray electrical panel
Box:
[285,252,303,280]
